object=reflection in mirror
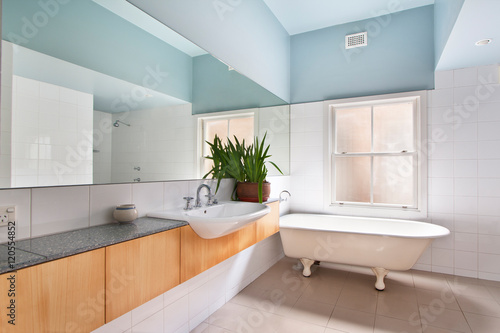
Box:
[0,0,289,188]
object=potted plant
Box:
[203,133,282,203]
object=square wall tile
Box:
[0,189,31,241]
[163,181,189,210]
[478,215,500,235]
[90,184,132,226]
[479,253,500,274]
[477,64,500,84]
[478,234,500,255]
[164,295,189,333]
[454,232,477,252]
[132,182,163,217]
[454,67,478,87]
[454,196,477,215]
[454,160,477,178]
[432,248,454,267]
[454,214,477,233]
[32,186,90,237]
[435,70,453,89]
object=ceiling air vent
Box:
[345,32,367,49]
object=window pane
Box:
[373,156,414,205]
[373,102,414,152]
[335,107,371,153]
[205,119,228,144]
[228,117,254,145]
[335,156,371,203]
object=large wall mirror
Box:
[0,0,290,188]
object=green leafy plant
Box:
[203,132,283,202]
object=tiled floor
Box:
[192,257,500,333]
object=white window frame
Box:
[323,91,427,219]
[196,109,258,178]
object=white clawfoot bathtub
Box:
[279,214,450,290]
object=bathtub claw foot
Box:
[300,258,315,277]
[371,267,389,291]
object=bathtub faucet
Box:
[279,190,291,202]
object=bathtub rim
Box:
[279,213,450,239]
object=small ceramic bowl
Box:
[113,204,138,223]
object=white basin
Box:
[147,201,271,239]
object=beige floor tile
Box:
[266,313,326,333]
[463,312,500,333]
[448,278,494,299]
[343,274,380,296]
[336,288,378,313]
[207,303,255,331]
[456,295,500,317]
[301,281,343,305]
[413,271,451,293]
[378,284,418,303]
[479,278,500,288]
[485,285,500,303]
[376,294,420,321]
[419,308,471,333]
[285,298,335,326]
[327,306,375,333]
[190,323,231,333]
[423,326,463,333]
[415,288,461,310]
[374,314,422,333]
[324,329,349,333]
[384,270,415,288]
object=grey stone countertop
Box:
[0,217,188,274]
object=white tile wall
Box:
[289,102,324,213]
[93,111,112,184]
[31,186,90,237]
[427,64,500,279]
[0,41,14,188]
[11,76,94,187]
[110,104,196,183]
[90,184,132,226]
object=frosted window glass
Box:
[335,156,371,202]
[373,103,414,152]
[373,156,414,205]
[205,119,228,146]
[336,107,371,153]
[228,117,254,145]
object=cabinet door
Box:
[0,249,105,333]
[180,222,257,283]
[255,201,280,242]
[105,229,180,322]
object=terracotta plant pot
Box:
[236,181,271,202]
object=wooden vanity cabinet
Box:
[255,201,280,242]
[105,228,180,322]
[180,201,279,282]
[0,249,105,333]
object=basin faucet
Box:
[195,184,214,208]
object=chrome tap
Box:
[195,184,213,208]
[279,190,291,202]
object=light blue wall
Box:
[434,0,465,68]
[127,0,290,103]
[192,55,286,114]
[290,6,435,104]
[2,0,192,103]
